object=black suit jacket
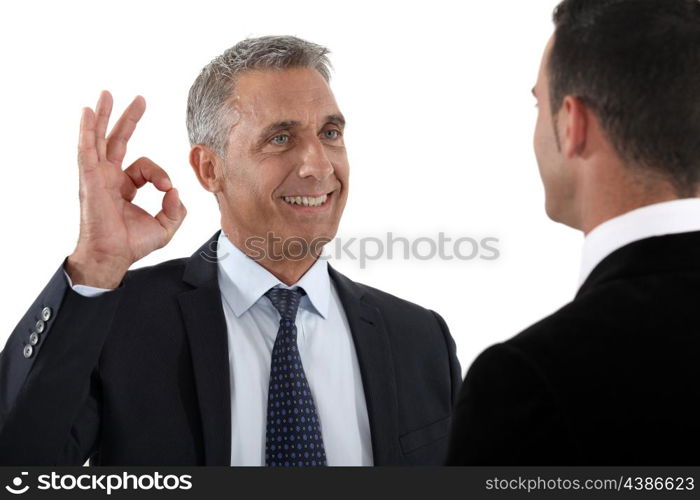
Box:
[0,231,461,465]
[447,231,700,465]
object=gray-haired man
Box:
[0,36,460,466]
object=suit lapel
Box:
[177,230,232,465]
[174,231,403,465]
[329,266,401,465]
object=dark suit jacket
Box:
[0,230,461,465]
[447,231,700,465]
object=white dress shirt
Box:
[65,231,373,466]
[579,198,700,288]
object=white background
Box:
[0,0,581,374]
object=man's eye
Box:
[271,135,289,145]
[323,129,340,140]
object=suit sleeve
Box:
[430,310,462,407]
[0,259,124,465]
[445,342,573,465]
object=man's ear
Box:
[189,144,224,194]
[560,95,589,159]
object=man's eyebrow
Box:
[257,115,346,143]
[531,86,537,98]
[325,114,346,127]
[258,120,300,140]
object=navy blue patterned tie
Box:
[264,286,327,467]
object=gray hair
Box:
[186,35,333,157]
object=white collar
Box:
[579,198,700,288]
[216,231,331,319]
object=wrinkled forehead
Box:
[229,68,341,128]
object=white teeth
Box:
[283,194,329,207]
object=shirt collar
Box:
[579,198,700,289]
[216,231,331,319]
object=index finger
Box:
[105,95,146,164]
[77,107,98,173]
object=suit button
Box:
[41,307,52,321]
[23,345,33,358]
[29,332,40,346]
[35,319,45,333]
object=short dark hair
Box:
[549,0,700,195]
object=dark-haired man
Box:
[447,0,700,464]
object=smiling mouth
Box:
[282,192,332,208]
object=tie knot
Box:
[264,286,305,322]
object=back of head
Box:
[549,0,700,196]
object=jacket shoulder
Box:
[342,275,440,320]
[121,257,191,294]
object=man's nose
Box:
[298,139,334,181]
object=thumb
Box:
[156,187,187,241]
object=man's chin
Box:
[545,199,580,230]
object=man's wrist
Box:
[65,252,127,289]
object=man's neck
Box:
[254,256,318,286]
[222,231,319,285]
[578,166,685,235]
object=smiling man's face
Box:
[217,67,349,258]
